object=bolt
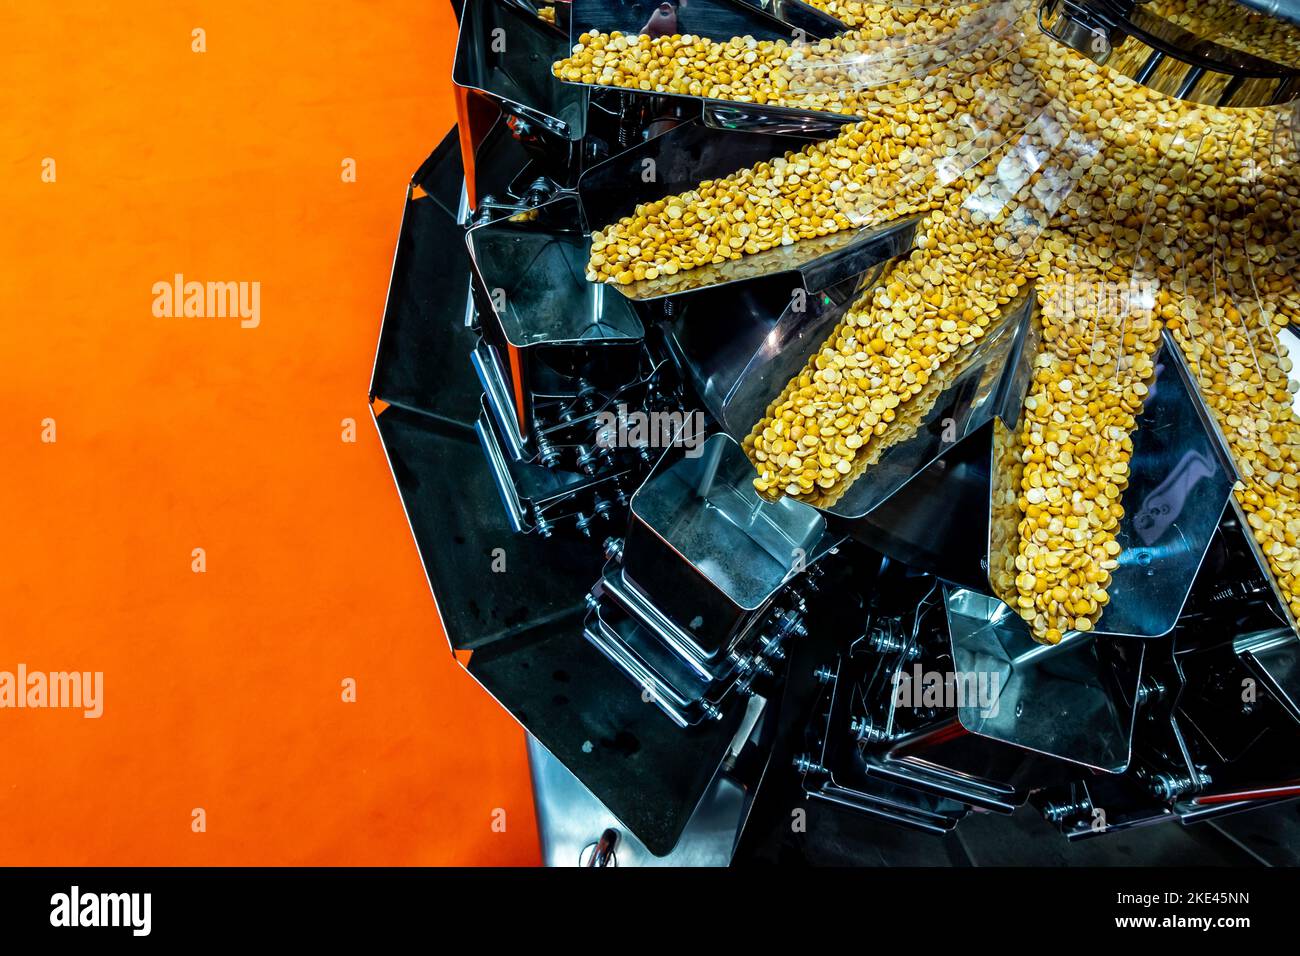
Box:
[1150,770,1212,802]
[850,715,889,743]
[575,445,599,476]
[1135,678,1166,708]
[1042,794,1094,825]
[868,631,920,660]
[535,419,560,469]
[792,753,826,775]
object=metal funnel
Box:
[667,275,1037,588]
[569,0,845,44]
[558,0,861,145]
[944,587,1145,772]
[455,0,588,142]
[989,330,1240,640]
[454,0,589,206]
[620,432,829,651]
[586,432,833,725]
[467,195,643,349]
[574,105,908,302]
[466,194,648,448]
[576,108,826,230]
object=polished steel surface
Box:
[989,331,1239,640]
[600,565,723,681]
[1035,0,1300,106]
[570,0,835,43]
[1235,627,1300,725]
[665,263,911,443]
[467,195,644,346]
[669,281,1035,586]
[588,434,828,725]
[700,100,849,138]
[471,340,528,457]
[476,409,530,533]
[577,111,820,230]
[1092,338,1238,636]
[583,600,714,726]
[611,216,920,301]
[455,0,589,138]
[945,587,1144,772]
[626,433,826,613]
[528,733,747,865]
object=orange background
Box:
[0,1,540,864]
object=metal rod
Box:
[1218,73,1246,107]
[1135,50,1165,85]
[1176,66,1207,101]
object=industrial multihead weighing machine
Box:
[371,0,1300,865]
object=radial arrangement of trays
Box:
[370,0,1300,862]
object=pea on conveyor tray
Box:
[566,3,1300,643]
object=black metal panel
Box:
[370,126,746,854]
[375,403,608,649]
[370,131,482,428]
[468,620,745,856]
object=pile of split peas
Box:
[553,3,1300,642]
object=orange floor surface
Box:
[0,2,541,865]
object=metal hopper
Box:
[586,432,837,725]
